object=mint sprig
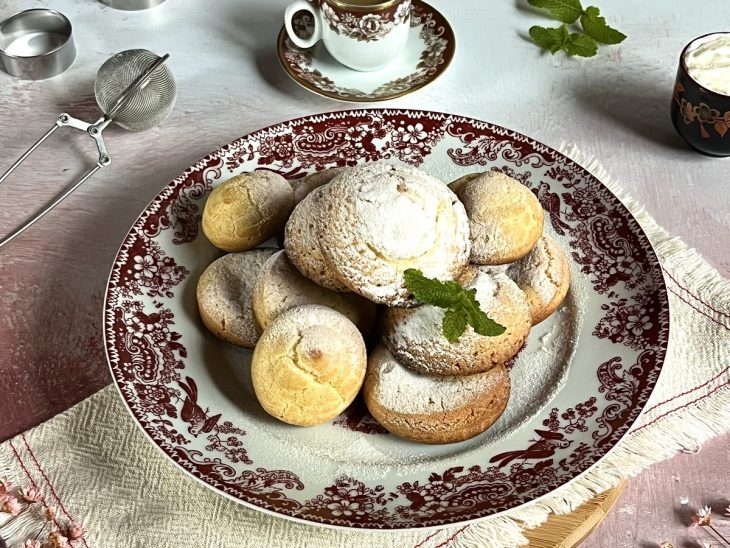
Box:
[403,269,506,343]
[529,24,597,57]
[527,0,625,58]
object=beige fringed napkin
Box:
[1,148,729,548]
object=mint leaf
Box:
[466,306,507,337]
[403,269,461,308]
[580,6,626,45]
[403,269,506,342]
[529,25,566,54]
[558,21,570,41]
[525,2,626,59]
[442,307,468,342]
[463,291,507,337]
[564,32,598,57]
[527,0,583,23]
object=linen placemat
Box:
[1,147,729,548]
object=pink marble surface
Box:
[583,435,730,548]
[0,0,728,545]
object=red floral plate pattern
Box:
[104,109,669,530]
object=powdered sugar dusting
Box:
[318,162,470,305]
[263,304,361,357]
[371,346,501,414]
[383,269,530,374]
[507,235,563,305]
[284,186,350,292]
[196,249,277,346]
[227,238,586,472]
[457,171,543,264]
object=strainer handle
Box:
[0,123,61,186]
[0,113,99,186]
[0,164,104,249]
[0,113,112,249]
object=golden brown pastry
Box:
[506,234,570,324]
[251,305,367,426]
[448,172,483,195]
[290,167,348,205]
[363,345,510,444]
[202,171,294,252]
[284,186,350,292]
[317,162,471,307]
[450,172,544,265]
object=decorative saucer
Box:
[277,0,455,102]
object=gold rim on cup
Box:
[325,0,405,13]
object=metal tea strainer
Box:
[0,49,176,248]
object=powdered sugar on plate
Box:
[487,285,583,442]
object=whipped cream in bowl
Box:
[683,32,730,96]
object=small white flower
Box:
[400,123,427,143]
[690,505,712,527]
[133,255,157,279]
[626,310,652,336]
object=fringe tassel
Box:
[451,145,730,547]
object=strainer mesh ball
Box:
[94,49,176,132]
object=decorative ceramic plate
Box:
[277,0,455,102]
[104,109,669,530]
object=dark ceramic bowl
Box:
[671,32,730,157]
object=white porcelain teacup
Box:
[284,0,411,72]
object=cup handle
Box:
[284,0,322,49]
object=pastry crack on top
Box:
[316,163,471,307]
[197,162,571,444]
